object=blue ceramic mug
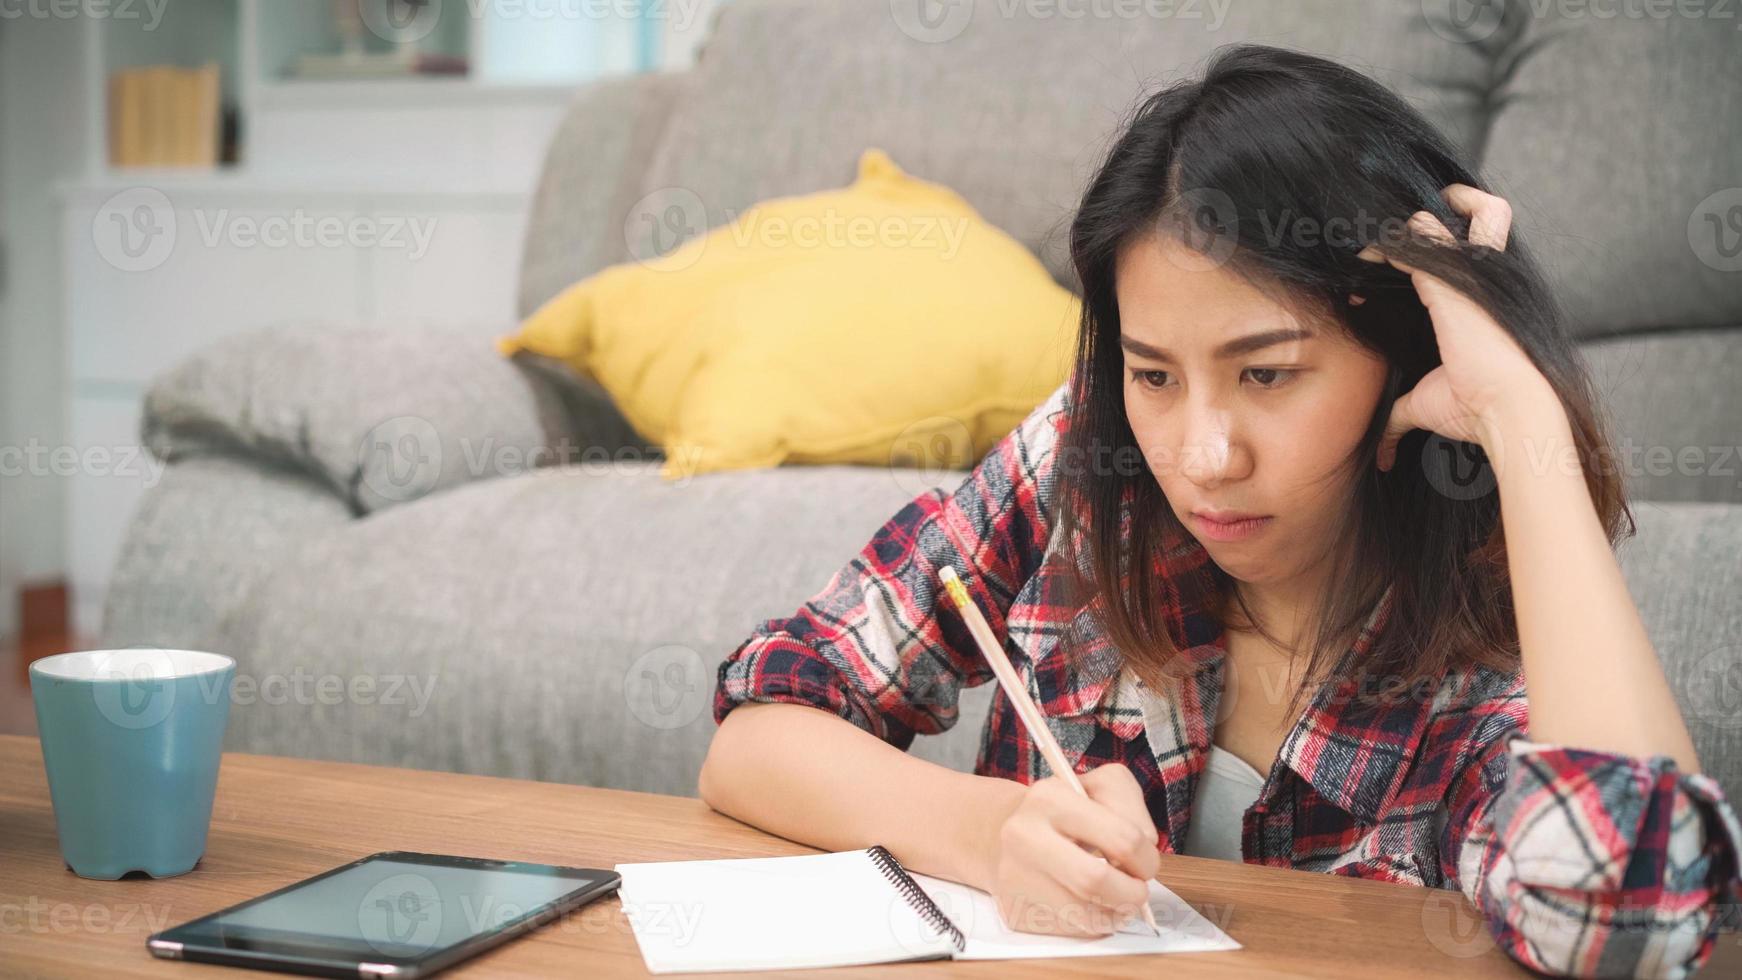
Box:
[30,649,235,879]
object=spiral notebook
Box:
[614,847,1240,973]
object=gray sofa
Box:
[104,0,1741,802]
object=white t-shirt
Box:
[1179,745,1267,862]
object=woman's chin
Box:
[1200,540,1306,586]
[1203,548,1276,582]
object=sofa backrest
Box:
[1468,4,1742,505]
[633,0,1499,287]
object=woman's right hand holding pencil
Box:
[988,764,1162,938]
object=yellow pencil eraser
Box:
[939,566,971,609]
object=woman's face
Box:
[1115,232,1389,587]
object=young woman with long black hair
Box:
[699,44,1739,978]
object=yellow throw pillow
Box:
[496,148,1079,480]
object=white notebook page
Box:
[615,851,956,973]
[615,851,1240,973]
[908,871,1241,959]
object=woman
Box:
[699,44,1739,978]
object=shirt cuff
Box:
[1498,736,1742,900]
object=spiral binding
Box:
[866,845,966,953]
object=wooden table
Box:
[1,734,1728,978]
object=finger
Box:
[1079,766,1161,874]
[1377,388,1418,472]
[1360,207,1463,267]
[1406,266,1491,326]
[1440,183,1511,251]
[995,888,1121,938]
[1407,210,1458,247]
[1355,244,1419,275]
[1030,823,1152,912]
[1024,788,1152,902]
[1010,896,1125,937]
[1080,765,1156,834]
[1044,794,1158,885]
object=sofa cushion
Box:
[207,460,982,795]
[142,325,650,516]
[101,454,352,653]
[501,148,1077,480]
[1480,5,1742,337]
[1579,328,1742,504]
[642,0,1505,286]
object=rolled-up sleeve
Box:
[710,379,1066,748]
[712,380,1070,750]
[1444,721,1742,978]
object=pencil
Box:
[937,565,1161,937]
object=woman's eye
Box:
[1242,367,1293,389]
[1132,369,1172,390]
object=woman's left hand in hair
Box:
[1355,183,1563,471]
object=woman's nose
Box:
[1178,404,1252,489]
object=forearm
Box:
[1483,394,1701,772]
[698,702,1026,888]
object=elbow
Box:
[697,746,726,811]
[699,701,784,815]
[697,707,747,811]
[697,731,726,809]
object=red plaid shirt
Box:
[714,379,1741,978]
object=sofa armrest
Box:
[142,324,654,515]
[1619,501,1742,804]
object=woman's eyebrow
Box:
[1120,328,1315,362]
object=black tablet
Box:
[147,851,621,978]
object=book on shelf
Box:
[292,49,469,79]
[107,63,220,169]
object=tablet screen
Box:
[158,853,616,966]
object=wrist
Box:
[1476,381,1571,478]
[958,775,1026,890]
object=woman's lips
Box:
[1189,512,1274,543]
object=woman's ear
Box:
[1348,293,1367,307]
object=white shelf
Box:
[82,0,664,178]
[251,77,580,110]
[58,169,535,208]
